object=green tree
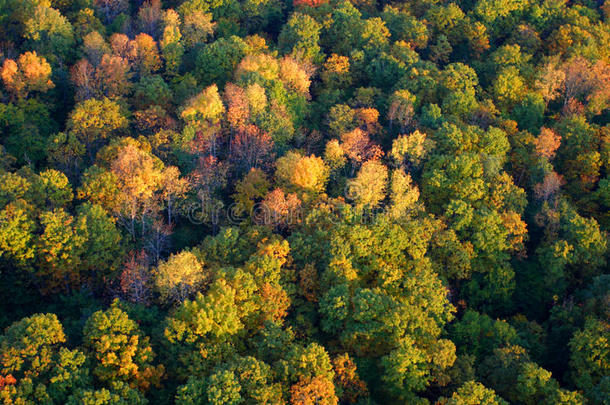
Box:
[569,318,610,398]
[278,13,322,63]
[0,314,90,404]
[0,201,36,267]
[36,208,86,292]
[164,279,246,378]
[75,202,125,286]
[195,36,249,87]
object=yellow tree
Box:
[67,97,127,154]
[389,169,420,218]
[279,56,312,96]
[110,142,166,237]
[276,151,329,198]
[181,84,225,156]
[181,84,225,125]
[347,160,388,209]
[153,251,207,304]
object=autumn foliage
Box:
[0,0,608,404]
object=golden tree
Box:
[1,52,54,99]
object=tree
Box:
[95,54,133,99]
[347,159,388,209]
[71,59,97,102]
[176,354,280,404]
[293,0,328,7]
[32,169,73,209]
[195,36,248,86]
[323,0,364,56]
[569,318,609,396]
[381,336,456,399]
[439,63,479,117]
[153,251,207,304]
[1,51,54,99]
[229,124,275,174]
[160,165,188,226]
[180,7,215,47]
[67,98,128,153]
[133,75,173,110]
[47,132,86,180]
[493,67,527,109]
[232,168,271,217]
[278,12,322,63]
[72,7,105,38]
[160,9,184,76]
[181,84,225,128]
[137,0,163,37]
[234,53,280,84]
[224,83,250,130]
[387,90,416,132]
[554,116,602,195]
[391,131,428,168]
[109,142,170,237]
[275,152,329,197]
[66,382,147,405]
[430,35,452,64]
[119,250,152,305]
[257,188,302,229]
[22,3,75,62]
[339,128,382,171]
[36,208,85,292]
[0,201,35,267]
[164,279,245,378]
[134,33,162,76]
[77,165,121,214]
[188,155,228,225]
[0,98,58,166]
[206,370,242,404]
[441,381,508,405]
[0,313,66,378]
[534,171,564,201]
[381,5,429,49]
[290,376,338,405]
[109,33,137,61]
[321,55,352,89]
[332,354,368,403]
[305,213,456,400]
[75,202,124,286]
[83,31,111,66]
[279,57,312,96]
[0,313,90,404]
[512,93,545,133]
[449,310,519,360]
[561,57,610,116]
[83,300,163,391]
[535,58,565,107]
[389,169,420,218]
[534,128,561,160]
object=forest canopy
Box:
[0,0,608,404]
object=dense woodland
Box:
[0,0,608,403]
